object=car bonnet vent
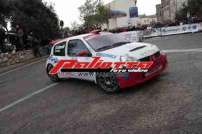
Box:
[130,46,146,52]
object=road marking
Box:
[163,48,202,53]
[0,83,58,113]
[0,58,45,77]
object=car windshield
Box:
[85,34,130,52]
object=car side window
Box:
[67,39,91,57]
[53,42,66,56]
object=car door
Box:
[51,41,72,78]
[67,39,95,81]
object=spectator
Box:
[27,32,41,57]
[0,28,6,53]
[16,25,25,51]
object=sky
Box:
[44,0,161,28]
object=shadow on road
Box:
[55,72,169,97]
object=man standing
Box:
[0,28,6,53]
[16,25,25,51]
[28,32,41,57]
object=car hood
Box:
[97,42,160,60]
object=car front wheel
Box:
[47,64,60,82]
[96,72,120,93]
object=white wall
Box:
[108,0,137,29]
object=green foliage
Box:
[187,0,202,17]
[176,4,188,22]
[10,0,60,42]
[79,0,97,19]
[96,4,109,25]
[1,0,60,45]
[0,0,9,30]
[71,21,80,31]
[79,0,109,29]
[176,0,202,21]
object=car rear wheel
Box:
[47,64,60,82]
[96,72,120,93]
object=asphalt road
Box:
[0,33,202,134]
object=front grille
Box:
[139,51,160,62]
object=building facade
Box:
[136,15,157,26]
[106,0,138,29]
[156,4,163,22]
[105,0,157,30]
[156,0,188,23]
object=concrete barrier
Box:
[143,23,202,38]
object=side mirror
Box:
[77,50,91,57]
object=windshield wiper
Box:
[111,42,130,47]
[96,42,130,52]
[96,45,113,51]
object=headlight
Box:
[120,55,138,62]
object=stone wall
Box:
[0,50,34,67]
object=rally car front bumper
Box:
[116,53,168,89]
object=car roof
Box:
[54,32,112,45]
[54,33,91,45]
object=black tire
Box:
[46,64,60,82]
[96,72,120,93]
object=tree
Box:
[0,0,10,31]
[63,27,71,37]
[79,0,98,20]
[79,0,109,29]
[0,0,9,52]
[71,21,80,31]
[187,0,202,18]
[95,3,110,26]
[176,0,202,22]
[79,0,97,28]
[10,0,60,45]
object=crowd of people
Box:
[0,25,42,57]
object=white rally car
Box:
[46,31,167,93]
